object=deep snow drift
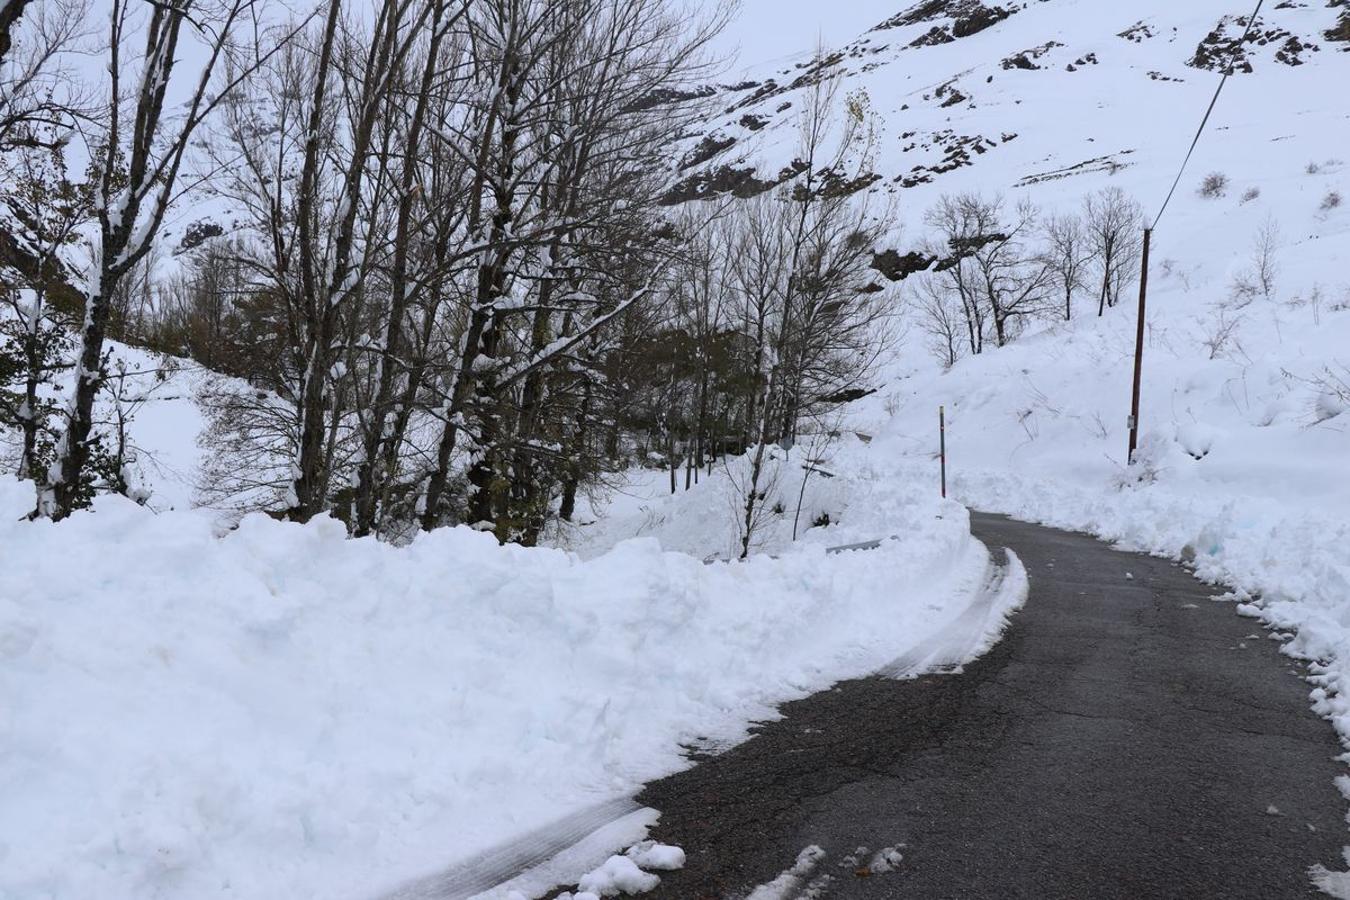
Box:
[0,474,995,900]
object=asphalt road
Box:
[633,513,1348,899]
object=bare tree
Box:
[1083,187,1143,316]
[0,0,93,152]
[35,0,308,519]
[914,274,965,368]
[923,196,988,356]
[925,193,1049,349]
[421,0,729,539]
[1252,216,1280,301]
[1041,212,1092,321]
[347,0,466,536]
[729,70,895,559]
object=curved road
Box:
[632,513,1347,899]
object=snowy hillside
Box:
[672,0,1348,217]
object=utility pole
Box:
[939,406,947,499]
[1127,228,1152,464]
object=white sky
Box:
[709,0,898,77]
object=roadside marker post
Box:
[940,405,947,499]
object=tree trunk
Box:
[352,5,446,536]
[15,295,43,481]
[558,379,592,523]
[38,265,114,519]
[0,0,35,67]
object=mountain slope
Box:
[673,0,1348,222]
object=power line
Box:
[1132,0,1267,464]
[1150,0,1266,230]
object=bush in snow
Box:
[1197,171,1229,198]
[1310,365,1350,423]
[1240,186,1261,204]
[1201,305,1245,361]
[1320,190,1343,213]
[1228,218,1281,307]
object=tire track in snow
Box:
[876,545,1028,679]
[379,798,648,900]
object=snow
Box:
[575,855,659,896]
[0,472,988,900]
[1314,861,1350,900]
[869,846,905,874]
[555,433,926,562]
[401,801,654,900]
[745,845,829,900]
[624,842,685,872]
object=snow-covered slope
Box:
[673,0,1348,217]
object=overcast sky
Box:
[709,0,896,76]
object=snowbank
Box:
[0,476,986,900]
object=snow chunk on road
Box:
[1312,864,1350,900]
[625,841,686,871]
[870,846,905,873]
[576,855,660,895]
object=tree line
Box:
[915,187,1144,367]
[1,0,900,546]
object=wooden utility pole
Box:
[1127,228,1152,465]
[939,405,947,499]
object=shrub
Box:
[1321,190,1343,212]
[1240,186,1260,203]
[1198,171,1229,198]
[1307,161,1322,175]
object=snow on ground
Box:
[744,845,829,900]
[108,347,216,513]
[0,473,989,900]
[554,433,910,561]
